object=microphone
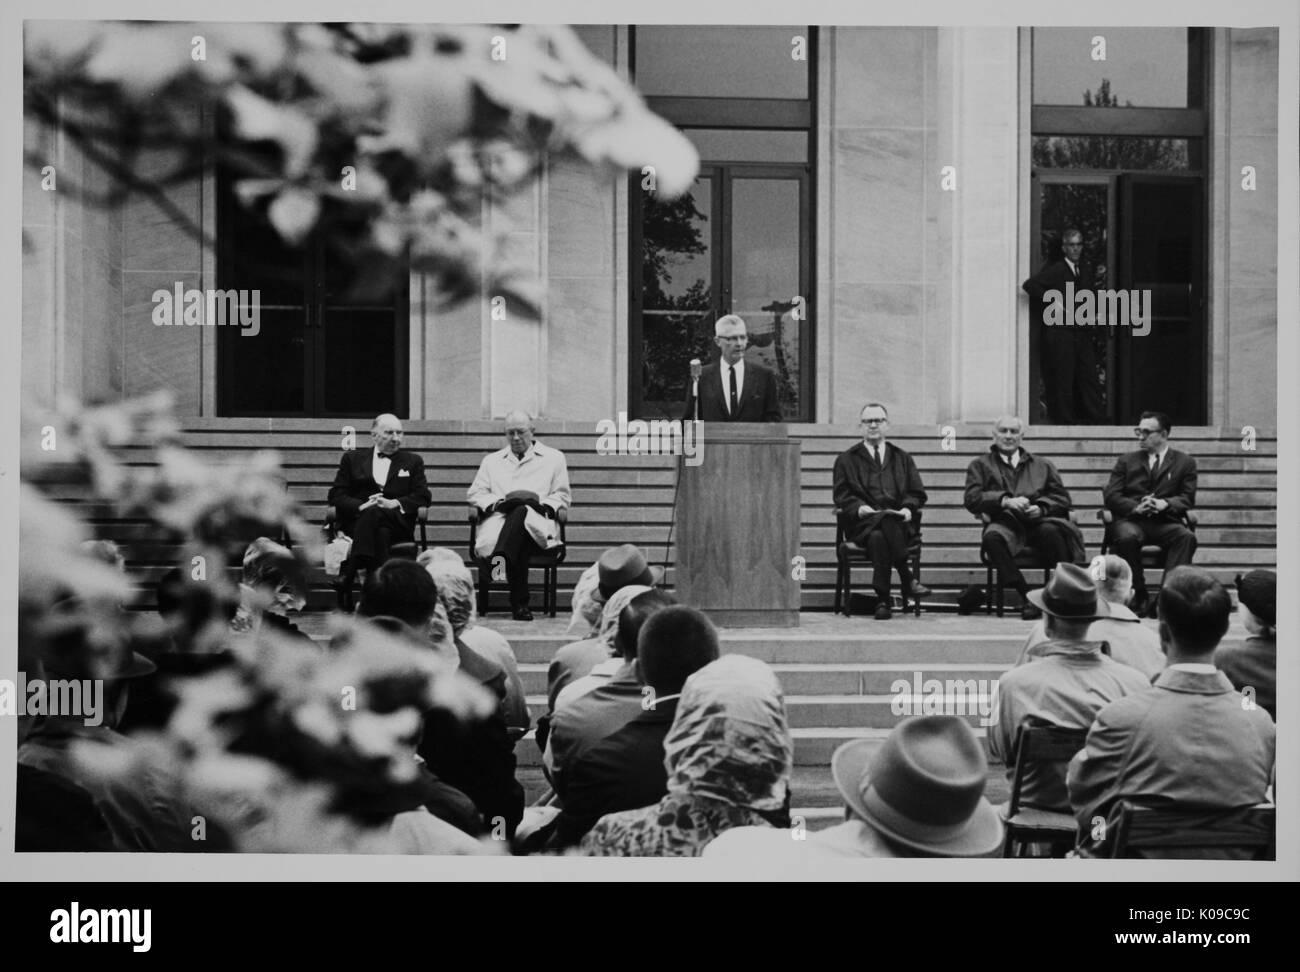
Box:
[689,359,701,422]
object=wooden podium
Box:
[676,423,801,627]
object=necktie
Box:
[1149,454,1159,477]
[728,366,738,416]
[873,446,882,467]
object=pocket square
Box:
[397,469,411,477]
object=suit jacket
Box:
[327,447,431,526]
[1067,668,1275,836]
[832,441,927,538]
[1102,448,1197,520]
[1214,636,1276,720]
[964,446,1085,560]
[1022,258,1094,333]
[682,359,783,422]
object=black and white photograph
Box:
[3,0,1296,902]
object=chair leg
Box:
[985,566,993,615]
[843,561,853,618]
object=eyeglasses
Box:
[860,418,887,425]
[1133,427,1161,438]
[719,336,748,343]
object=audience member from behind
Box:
[18,600,197,852]
[357,558,524,838]
[1018,555,1165,679]
[1068,566,1275,855]
[419,547,530,734]
[231,537,314,647]
[987,563,1150,813]
[14,641,117,852]
[545,544,663,712]
[552,591,690,846]
[706,715,1003,859]
[543,583,654,781]
[1215,569,1276,720]
[581,652,794,857]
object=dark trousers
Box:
[346,506,413,567]
[484,506,544,608]
[982,518,1074,593]
[1041,332,1105,424]
[854,516,915,600]
[1110,517,1198,595]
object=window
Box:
[1028,28,1208,426]
[630,26,816,421]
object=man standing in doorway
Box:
[1022,228,1106,424]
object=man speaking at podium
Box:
[682,315,783,422]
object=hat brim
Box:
[598,565,664,601]
[1026,588,1111,621]
[831,739,1004,858]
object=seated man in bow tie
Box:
[468,411,572,622]
[327,413,431,575]
[1103,411,1198,617]
[832,402,930,620]
[681,315,783,422]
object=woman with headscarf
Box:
[580,654,794,857]
[419,548,529,733]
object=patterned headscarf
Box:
[595,584,653,653]
[567,564,604,636]
[662,655,793,813]
[419,548,476,637]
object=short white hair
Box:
[1091,554,1132,604]
[714,314,747,337]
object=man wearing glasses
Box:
[1021,228,1106,424]
[1102,411,1198,617]
[682,315,783,423]
[832,403,930,620]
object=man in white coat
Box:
[468,410,572,621]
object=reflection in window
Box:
[635,26,809,99]
[1032,136,1195,171]
[683,129,808,164]
[1032,28,1197,108]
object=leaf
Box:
[267,188,321,245]
[225,85,319,178]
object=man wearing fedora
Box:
[703,715,1004,858]
[1215,569,1276,720]
[1069,567,1275,855]
[987,563,1151,814]
[544,544,664,712]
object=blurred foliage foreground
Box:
[19,392,499,853]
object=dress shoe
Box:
[907,583,932,599]
[874,603,893,621]
[1020,603,1043,621]
[512,606,534,622]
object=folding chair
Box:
[979,511,1082,617]
[1101,800,1275,860]
[1000,723,1088,857]
[324,504,429,612]
[832,507,923,617]
[468,505,568,618]
[1097,508,1198,607]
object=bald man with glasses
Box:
[1102,411,1198,617]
